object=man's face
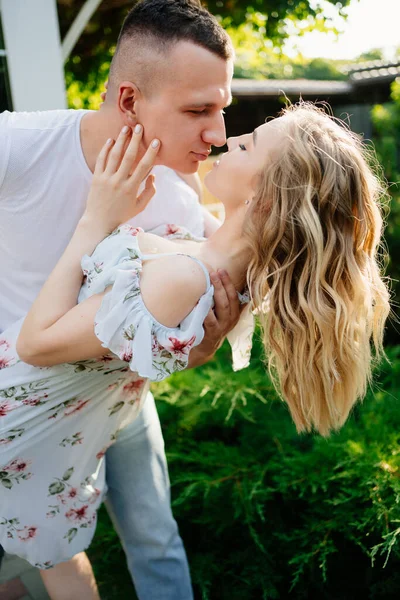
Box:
[135,41,233,174]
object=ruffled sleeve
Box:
[79,225,214,382]
[79,223,254,380]
[227,292,254,371]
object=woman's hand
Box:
[82,124,160,235]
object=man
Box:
[0,1,237,598]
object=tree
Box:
[58,0,354,109]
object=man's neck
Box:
[80,106,124,173]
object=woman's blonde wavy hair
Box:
[244,102,390,436]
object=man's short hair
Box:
[117,0,232,60]
[108,0,233,96]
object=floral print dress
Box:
[0,224,253,568]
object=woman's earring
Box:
[244,199,250,205]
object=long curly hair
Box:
[244,103,390,436]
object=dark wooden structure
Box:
[224,61,400,142]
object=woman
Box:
[0,103,390,567]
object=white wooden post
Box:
[1,0,66,110]
[62,0,103,63]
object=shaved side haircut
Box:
[108,0,233,98]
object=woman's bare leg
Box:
[39,552,100,600]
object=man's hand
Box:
[187,270,240,369]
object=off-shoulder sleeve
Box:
[80,224,252,380]
[94,268,214,382]
[226,291,254,371]
[81,225,214,382]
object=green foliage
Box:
[89,338,400,599]
[155,341,400,599]
[371,80,400,342]
[206,0,352,41]
[356,48,385,62]
[61,0,352,109]
[226,15,346,81]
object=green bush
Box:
[371,80,400,344]
[156,339,400,600]
[89,337,400,599]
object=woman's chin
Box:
[203,170,219,199]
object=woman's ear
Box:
[117,81,141,125]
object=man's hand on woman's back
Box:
[187,269,240,368]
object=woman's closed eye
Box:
[239,143,247,151]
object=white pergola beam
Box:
[1,0,66,110]
[62,0,103,63]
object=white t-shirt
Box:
[0,109,204,332]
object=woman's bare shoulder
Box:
[139,253,211,328]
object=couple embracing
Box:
[0,1,390,599]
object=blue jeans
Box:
[104,392,193,600]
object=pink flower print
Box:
[121,349,133,363]
[166,224,180,236]
[18,526,37,542]
[122,378,145,395]
[22,393,48,406]
[6,458,31,472]
[57,494,67,506]
[64,399,90,416]
[67,488,78,499]
[151,337,164,357]
[0,401,13,417]
[0,357,11,370]
[96,444,111,460]
[22,397,40,406]
[65,505,89,522]
[100,355,114,363]
[167,334,196,357]
[0,339,10,350]
[124,225,141,237]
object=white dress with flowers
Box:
[0,224,253,568]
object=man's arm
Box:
[0,111,12,194]
[187,269,240,368]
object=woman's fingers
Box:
[117,124,144,180]
[94,137,114,175]
[135,174,156,214]
[129,138,160,188]
[104,126,133,175]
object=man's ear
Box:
[117,81,141,124]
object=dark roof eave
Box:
[231,79,353,97]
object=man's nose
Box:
[202,113,226,148]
